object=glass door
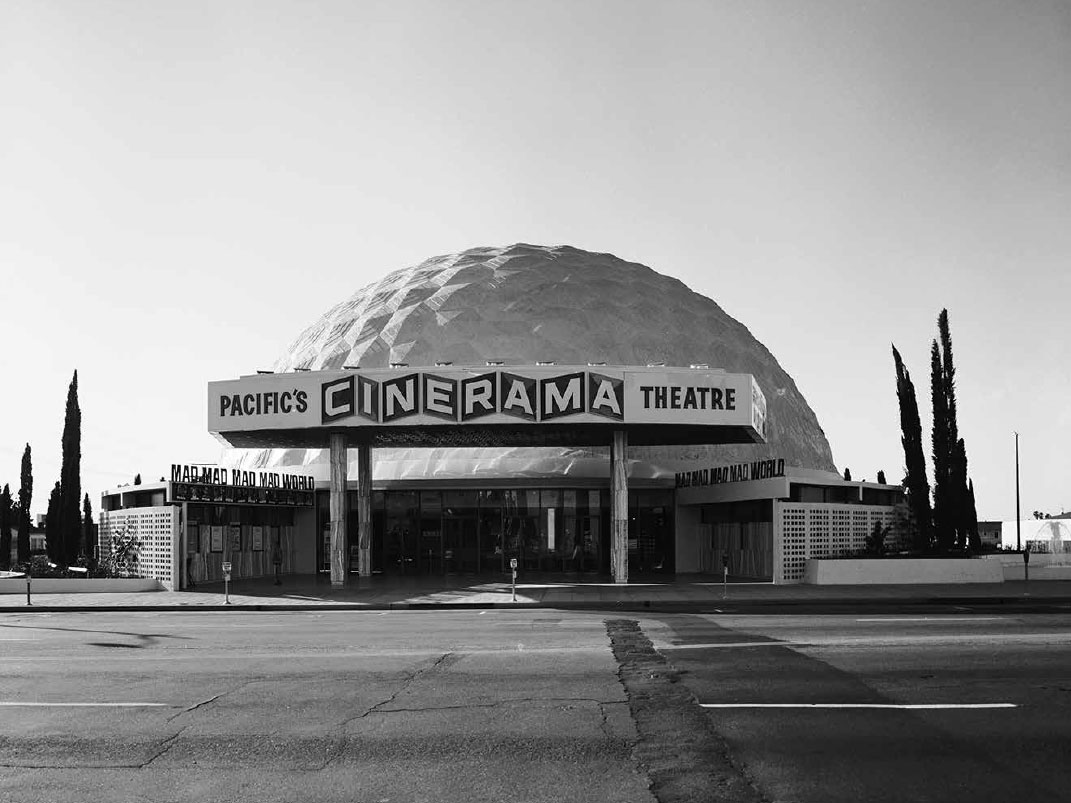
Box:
[383,491,418,575]
[418,491,443,575]
[443,516,478,574]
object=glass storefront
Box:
[315,486,675,578]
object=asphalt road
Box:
[1,608,1069,803]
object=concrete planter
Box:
[803,558,1004,585]
[0,577,163,594]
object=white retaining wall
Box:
[803,558,1004,585]
[984,553,1071,581]
[0,577,163,594]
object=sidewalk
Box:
[3,574,1071,612]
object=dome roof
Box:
[231,244,835,477]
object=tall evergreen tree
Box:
[877,470,887,485]
[17,444,32,564]
[938,310,958,447]
[0,484,11,570]
[893,346,933,551]
[966,479,980,552]
[59,370,82,565]
[950,438,969,550]
[843,467,852,481]
[46,481,62,563]
[83,493,95,563]
[932,310,975,551]
[930,340,954,550]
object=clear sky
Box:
[1,0,1068,521]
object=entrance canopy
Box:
[208,364,767,449]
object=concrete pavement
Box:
[3,574,1071,612]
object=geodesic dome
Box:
[225,244,836,480]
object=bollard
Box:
[26,573,31,607]
[510,557,518,602]
[1023,548,1030,584]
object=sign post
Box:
[25,572,31,607]
[222,561,232,604]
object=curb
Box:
[4,596,1071,614]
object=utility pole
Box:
[1015,432,1021,552]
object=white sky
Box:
[1,0,1068,521]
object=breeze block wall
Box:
[774,502,896,583]
[99,506,179,591]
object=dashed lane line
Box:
[701,703,1017,710]
[0,702,170,707]
[855,617,1007,622]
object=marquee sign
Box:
[675,458,785,489]
[167,464,316,507]
[208,365,766,444]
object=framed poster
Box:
[229,525,242,553]
[210,525,224,553]
[251,526,263,551]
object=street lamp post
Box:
[1015,432,1021,552]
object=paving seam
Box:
[606,618,767,803]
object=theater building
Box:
[99,366,900,590]
[99,244,904,588]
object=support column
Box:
[357,442,372,577]
[329,433,348,587]
[611,429,629,584]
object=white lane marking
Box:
[701,703,1017,710]
[661,642,784,650]
[855,617,1006,623]
[0,702,170,707]
[0,645,614,660]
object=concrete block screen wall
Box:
[775,503,896,583]
[99,507,179,590]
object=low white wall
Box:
[803,558,1004,585]
[0,577,163,594]
[982,553,1071,581]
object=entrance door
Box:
[383,491,418,575]
[576,515,601,573]
[501,515,541,572]
[443,516,478,574]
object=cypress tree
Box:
[46,481,62,563]
[933,310,974,551]
[877,470,887,485]
[966,479,980,552]
[83,493,95,563]
[60,370,82,565]
[930,340,954,551]
[950,438,969,550]
[938,311,958,447]
[17,444,32,564]
[0,484,11,570]
[940,311,977,549]
[843,467,852,481]
[893,345,933,552]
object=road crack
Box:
[606,618,767,803]
[320,651,455,769]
